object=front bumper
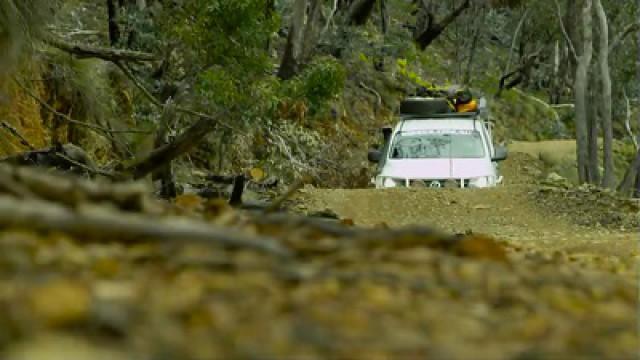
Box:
[374,176,502,189]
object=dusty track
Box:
[298,153,639,276]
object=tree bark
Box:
[278,0,308,80]
[151,102,177,198]
[594,0,615,188]
[635,0,640,197]
[122,113,224,180]
[617,147,640,196]
[107,0,120,46]
[46,36,156,62]
[414,0,471,50]
[573,0,593,184]
[464,8,484,85]
[587,81,600,184]
[380,0,388,34]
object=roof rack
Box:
[400,112,479,120]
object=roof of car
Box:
[397,118,479,132]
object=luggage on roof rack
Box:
[400,97,452,116]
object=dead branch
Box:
[502,9,530,81]
[359,81,382,108]
[56,152,116,179]
[623,89,638,150]
[120,111,227,180]
[609,21,640,54]
[50,34,238,181]
[0,121,35,150]
[0,195,291,258]
[0,164,152,212]
[45,36,156,62]
[553,0,578,61]
[414,0,471,50]
[265,176,310,213]
[114,61,162,107]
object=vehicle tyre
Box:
[400,98,452,116]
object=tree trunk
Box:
[550,41,561,104]
[414,0,471,50]
[347,0,377,25]
[107,0,120,46]
[594,0,615,188]
[587,82,600,184]
[151,102,177,198]
[464,9,484,85]
[278,0,308,80]
[380,0,388,34]
[635,0,640,197]
[573,0,593,184]
[618,147,640,196]
[301,0,324,63]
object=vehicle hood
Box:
[379,158,494,179]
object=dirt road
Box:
[298,153,639,276]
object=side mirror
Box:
[368,149,382,163]
[492,146,508,162]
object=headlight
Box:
[469,176,491,188]
[376,177,403,188]
[383,177,401,188]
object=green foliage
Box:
[198,68,243,109]
[172,0,278,78]
[297,57,346,114]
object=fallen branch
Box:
[0,121,35,150]
[51,38,239,180]
[550,104,575,109]
[0,195,292,258]
[120,111,227,180]
[45,36,156,62]
[56,153,116,179]
[512,88,561,125]
[265,176,310,213]
[359,81,382,108]
[0,164,152,212]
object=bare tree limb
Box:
[45,36,156,62]
[115,61,238,132]
[0,121,35,150]
[553,0,578,61]
[0,195,292,258]
[504,8,530,78]
[120,110,228,180]
[609,21,640,53]
[114,61,162,107]
[414,0,471,50]
[623,89,638,150]
[322,0,340,35]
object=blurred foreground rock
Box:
[0,164,635,359]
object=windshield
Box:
[390,130,486,159]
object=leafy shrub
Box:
[295,57,346,115]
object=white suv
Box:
[368,98,507,189]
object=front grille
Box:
[409,179,470,188]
